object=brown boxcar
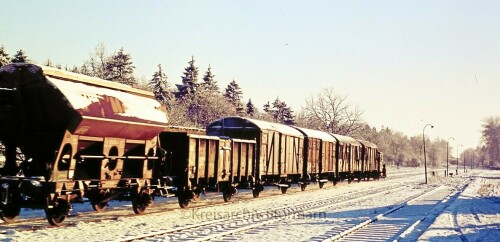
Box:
[0,64,169,225]
[158,128,256,207]
[358,140,380,180]
[292,126,337,190]
[229,138,257,190]
[330,134,362,182]
[207,117,304,196]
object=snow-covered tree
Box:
[105,48,136,86]
[0,45,11,67]
[11,49,29,63]
[148,64,172,107]
[175,56,199,99]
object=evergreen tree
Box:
[201,65,219,93]
[0,45,11,67]
[105,47,136,86]
[224,79,243,105]
[224,79,244,114]
[263,101,271,113]
[11,49,29,63]
[148,64,172,107]
[175,56,199,99]
[246,99,256,116]
[264,97,295,125]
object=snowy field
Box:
[0,167,498,241]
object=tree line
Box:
[1,44,498,168]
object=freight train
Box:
[0,63,384,225]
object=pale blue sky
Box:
[1,1,499,150]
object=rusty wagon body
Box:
[0,63,169,225]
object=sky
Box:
[1,0,499,150]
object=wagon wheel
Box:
[300,183,307,191]
[252,188,260,198]
[222,190,233,202]
[178,195,190,208]
[132,192,152,215]
[319,182,324,189]
[0,204,21,223]
[223,185,237,202]
[91,201,108,213]
[45,199,71,226]
[280,186,288,194]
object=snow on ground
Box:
[0,167,498,241]
[418,170,500,242]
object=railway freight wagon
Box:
[207,117,304,196]
[358,140,381,180]
[0,64,169,225]
[330,134,363,182]
[292,126,337,190]
[157,128,256,207]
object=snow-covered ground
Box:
[0,167,498,241]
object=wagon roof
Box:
[358,140,378,148]
[41,65,154,97]
[292,126,336,142]
[330,133,359,145]
[209,117,304,137]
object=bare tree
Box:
[81,43,108,79]
[298,88,364,135]
[481,116,500,166]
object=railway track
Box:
[115,180,421,241]
[328,179,470,242]
[0,170,420,232]
[0,173,433,242]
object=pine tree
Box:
[148,64,172,107]
[246,99,256,116]
[175,56,199,99]
[224,79,244,114]
[11,49,29,63]
[224,79,243,105]
[0,45,11,67]
[263,101,271,113]
[201,65,219,93]
[264,97,295,125]
[105,47,136,86]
